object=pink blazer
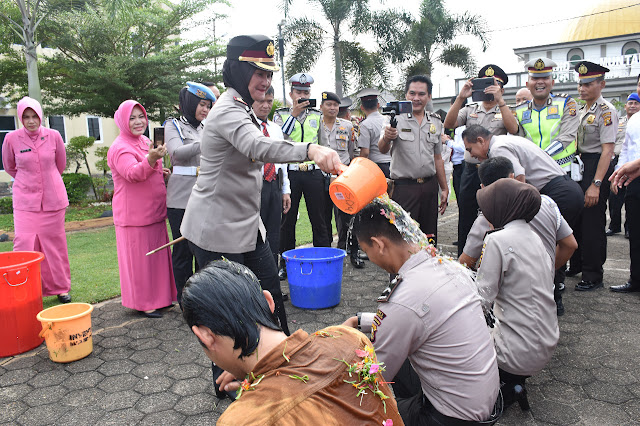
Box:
[107,136,167,227]
[2,127,69,212]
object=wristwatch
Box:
[592,179,602,187]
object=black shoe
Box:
[625,230,630,239]
[278,267,287,281]
[555,297,565,316]
[452,241,459,246]
[513,384,530,411]
[575,280,603,291]
[350,255,365,269]
[281,292,289,301]
[358,250,368,260]
[141,310,163,318]
[605,228,620,237]
[565,268,582,277]
[557,282,565,292]
[609,282,640,293]
[57,293,71,303]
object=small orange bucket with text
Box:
[329,157,388,214]
[37,303,94,363]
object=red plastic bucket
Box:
[0,251,45,357]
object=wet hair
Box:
[352,202,405,246]
[182,260,281,357]
[461,124,492,143]
[362,98,378,111]
[266,86,275,97]
[478,157,515,186]
[405,75,433,95]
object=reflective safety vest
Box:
[515,95,577,170]
[278,110,322,164]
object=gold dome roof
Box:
[560,0,640,42]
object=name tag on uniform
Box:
[493,113,502,121]
[469,113,478,118]
[401,128,412,132]
[587,115,595,124]
[20,149,32,153]
[429,124,436,134]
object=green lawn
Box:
[0,197,326,309]
[0,204,110,232]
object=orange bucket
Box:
[37,303,94,363]
[329,157,387,214]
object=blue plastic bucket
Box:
[282,247,346,309]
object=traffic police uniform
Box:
[452,65,510,256]
[515,58,579,172]
[165,82,216,305]
[387,110,443,242]
[570,62,618,290]
[357,88,391,177]
[359,250,500,424]
[273,74,331,259]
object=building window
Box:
[567,48,584,62]
[86,116,103,142]
[623,41,640,56]
[0,116,17,171]
[48,115,66,143]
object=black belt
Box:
[580,152,601,160]
[394,176,435,185]
[421,393,501,426]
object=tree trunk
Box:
[82,155,98,200]
[22,14,42,103]
[333,33,343,98]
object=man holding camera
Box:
[357,88,391,178]
[444,64,519,256]
[274,74,331,279]
[379,75,449,243]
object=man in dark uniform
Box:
[444,65,519,256]
[568,62,618,291]
[273,74,331,279]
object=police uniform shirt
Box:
[357,111,391,163]
[476,220,559,376]
[323,117,355,165]
[387,112,443,180]
[165,118,202,209]
[516,94,579,153]
[457,103,509,164]
[361,250,500,421]
[615,115,628,156]
[487,134,565,190]
[464,194,572,267]
[273,108,328,146]
[578,95,618,154]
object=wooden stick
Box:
[146,236,186,256]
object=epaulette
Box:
[275,107,289,112]
[514,100,530,109]
[600,103,610,111]
[554,93,569,98]
[308,108,322,114]
[377,276,402,303]
[467,102,479,108]
[233,96,248,106]
[428,111,442,121]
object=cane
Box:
[146,236,186,256]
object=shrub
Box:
[62,173,93,204]
[0,196,12,214]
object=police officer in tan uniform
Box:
[444,65,519,255]
[379,75,449,243]
[567,62,618,291]
[357,88,391,177]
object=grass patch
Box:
[0,203,111,232]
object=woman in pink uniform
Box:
[2,97,71,303]
[107,100,176,318]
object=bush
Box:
[63,173,93,204]
[0,196,12,214]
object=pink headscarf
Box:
[114,100,149,145]
[17,96,44,140]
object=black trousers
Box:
[324,188,334,244]
[167,208,198,306]
[376,162,391,179]
[452,163,464,206]
[392,176,439,244]
[626,179,640,286]
[540,174,584,285]
[570,154,614,283]
[280,169,331,254]
[608,156,627,232]
[260,179,282,268]
[187,234,289,335]
[457,162,481,256]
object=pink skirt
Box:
[115,221,176,311]
[13,209,71,297]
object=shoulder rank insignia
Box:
[600,103,609,111]
[587,114,595,124]
[377,276,403,303]
[429,123,436,134]
[233,96,248,106]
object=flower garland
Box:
[335,345,391,413]
[236,372,265,399]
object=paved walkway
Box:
[1,202,639,425]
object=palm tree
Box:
[381,0,489,80]
[281,0,408,97]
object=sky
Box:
[191,0,610,103]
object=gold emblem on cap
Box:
[266,42,275,57]
[322,92,327,99]
[196,89,206,98]
[534,59,544,70]
[485,66,495,77]
[578,64,588,75]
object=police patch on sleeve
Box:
[603,112,612,126]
